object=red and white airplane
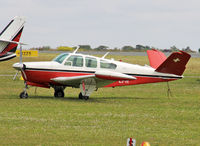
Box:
[0,16,25,61]
[13,48,191,99]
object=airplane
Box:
[13,48,191,100]
[0,16,25,61]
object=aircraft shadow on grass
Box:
[196,79,200,83]
[26,95,160,103]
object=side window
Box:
[85,57,97,68]
[65,55,83,67]
[100,60,117,69]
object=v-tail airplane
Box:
[0,16,25,61]
[13,48,191,100]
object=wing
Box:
[51,70,136,88]
[51,75,95,87]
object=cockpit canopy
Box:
[52,53,117,70]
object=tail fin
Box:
[155,51,191,76]
[147,49,167,69]
[0,16,25,56]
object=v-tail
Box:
[0,16,25,61]
[147,49,191,76]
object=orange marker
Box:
[141,141,150,146]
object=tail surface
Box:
[0,16,25,61]
[155,51,191,76]
[147,49,167,69]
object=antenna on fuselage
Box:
[72,46,80,54]
[101,52,109,59]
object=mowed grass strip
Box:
[0,53,199,145]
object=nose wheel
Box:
[19,82,29,99]
[20,91,28,98]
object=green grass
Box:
[0,54,200,145]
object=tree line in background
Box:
[30,44,199,53]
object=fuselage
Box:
[13,53,182,88]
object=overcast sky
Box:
[0,0,200,50]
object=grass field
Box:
[0,53,200,145]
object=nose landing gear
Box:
[20,91,28,98]
[19,82,29,99]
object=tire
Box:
[20,91,28,99]
[84,96,89,100]
[79,92,83,99]
[54,90,64,98]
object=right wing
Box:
[51,70,136,88]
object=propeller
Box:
[13,42,27,80]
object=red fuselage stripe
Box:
[23,69,176,88]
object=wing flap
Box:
[95,70,136,80]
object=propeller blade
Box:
[19,44,22,64]
[13,71,19,80]
[21,69,27,80]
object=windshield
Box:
[52,53,69,64]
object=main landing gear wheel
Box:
[20,91,28,99]
[84,96,89,100]
[79,92,83,99]
[78,92,89,100]
[54,90,64,98]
